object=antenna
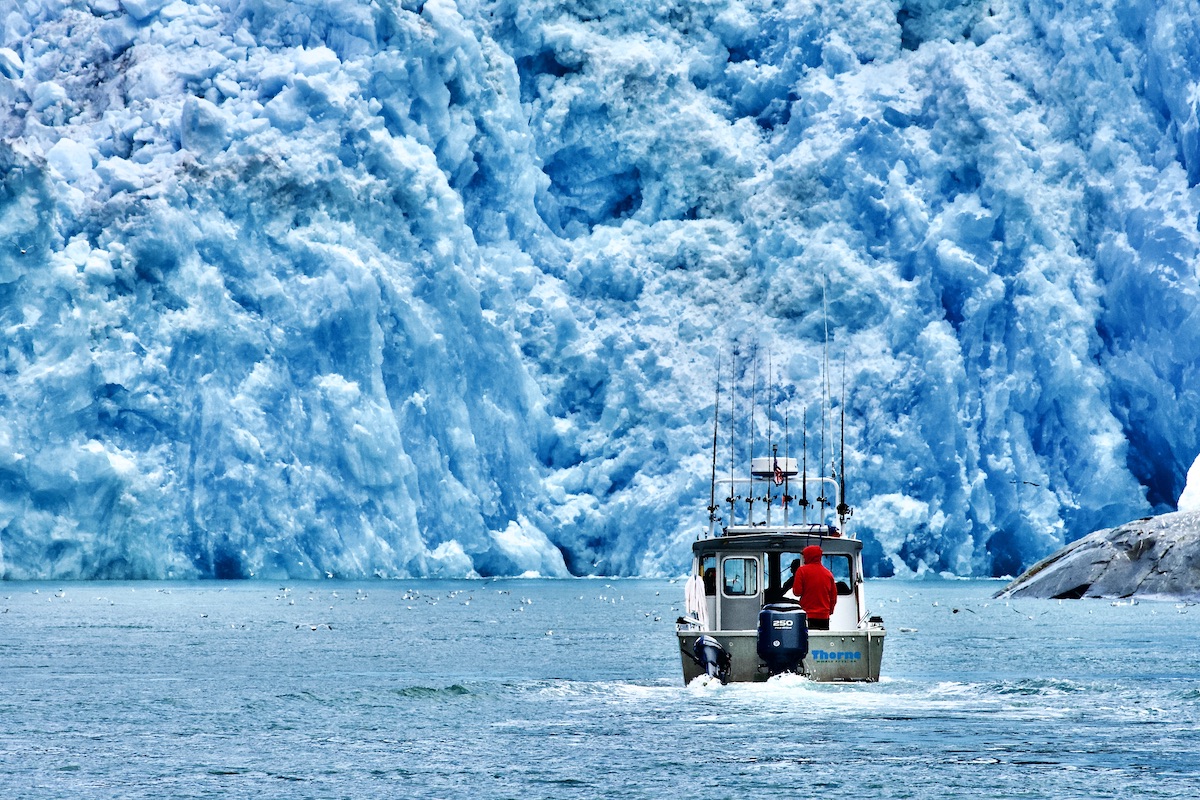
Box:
[708,358,720,537]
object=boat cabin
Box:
[691,526,867,632]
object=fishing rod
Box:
[837,356,851,528]
[818,275,830,523]
[748,344,758,524]
[707,358,720,537]
[800,405,809,523]
[783,404,791,527]
[766,350,774,524]
[727,347,738,528]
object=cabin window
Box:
[827,554,853,595]
[722,557,759,597]
[700,555,717,596]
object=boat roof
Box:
[692,527,862,556]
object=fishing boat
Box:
[676,367,885,684]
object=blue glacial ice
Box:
[2,0,1200,580]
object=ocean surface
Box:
[2,578,1197,799]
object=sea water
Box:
[1,579,1197,799]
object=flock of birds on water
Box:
[3,583,1195,632]
[1,582,675,638]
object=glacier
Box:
[2,0,1200,580]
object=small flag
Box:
[773,457,784,486]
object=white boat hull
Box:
[678,628,885,683]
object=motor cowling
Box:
[693,635,732,684]
[757,602,808,676]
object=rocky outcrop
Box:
[996,511,1200,599]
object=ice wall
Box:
[1,0,1199,579]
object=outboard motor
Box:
[693,635,732,684]
[757,602,808,676]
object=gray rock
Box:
[996,510,1200,600]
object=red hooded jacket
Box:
[791,545,837,621]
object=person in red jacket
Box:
[791,544,837,629]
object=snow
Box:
[0,46,22,79]
[2,0,1200,579]
[1177,454,1200,512]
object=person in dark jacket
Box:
[791,544,837,629]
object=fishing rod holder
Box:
[715,475,845,531]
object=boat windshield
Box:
[768,551,854,599]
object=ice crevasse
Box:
[1,0,1200,580]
